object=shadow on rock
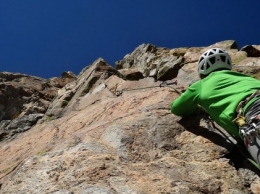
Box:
[178,115,260,174]
[178,116,234,149]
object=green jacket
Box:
[171,70,260,138]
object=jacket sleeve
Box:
[171,81,201,117]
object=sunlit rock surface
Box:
[1,40,260,194]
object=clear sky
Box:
[0,1,259,78]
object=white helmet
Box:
[198,48,232,77]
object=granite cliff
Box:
[1,40,260,193]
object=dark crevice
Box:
[178,115,260,174]
[224,144,260,175]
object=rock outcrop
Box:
[0,72,75,141]
[1,40,260,193]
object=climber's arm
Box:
[171,81,201,117]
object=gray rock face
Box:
[116,43,185,81]
[0,72,75,120]
[0,72,75,142]
[1,40,260,193]
[0,113,44,141]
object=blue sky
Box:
[0,1,259,78]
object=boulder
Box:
[118,69,144,80]
[202,40,239,50]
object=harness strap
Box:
[233,90,260,126]
[236,92,260,145]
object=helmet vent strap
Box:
[206,62,211,69]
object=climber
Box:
[171,48,260,169]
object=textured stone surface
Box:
[0,72,74,141]
[0,113,44,141]
[1,40,260,193]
